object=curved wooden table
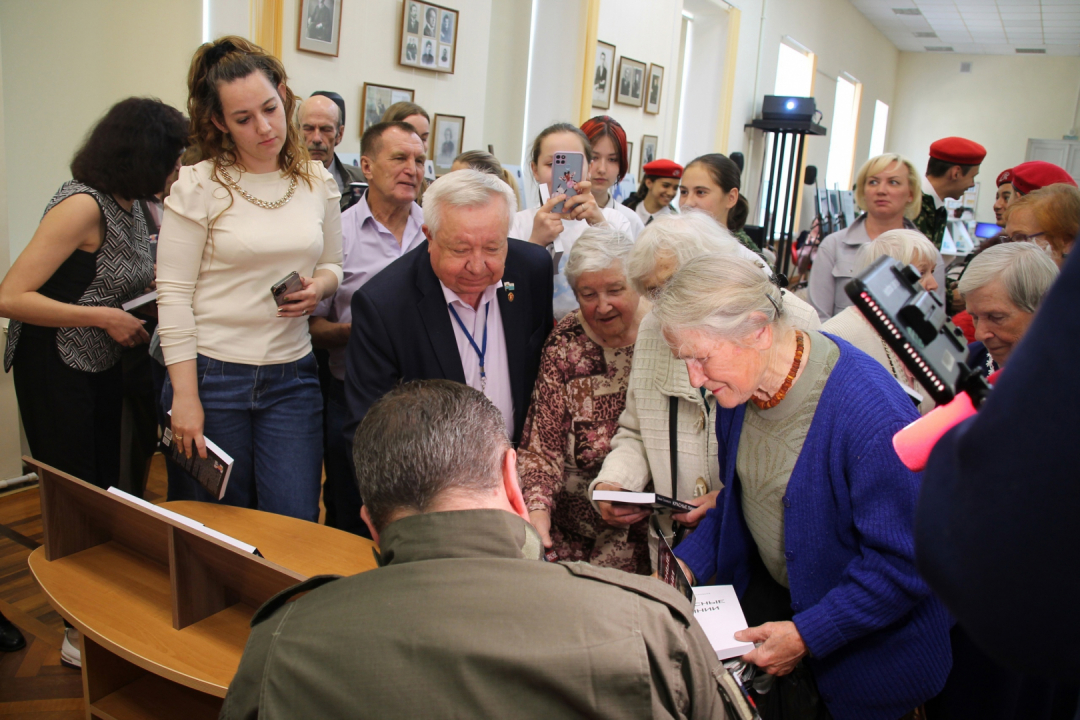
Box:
[29,502,377,720]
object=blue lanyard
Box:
[448,302,489,392]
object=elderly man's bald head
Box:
[299,95,344,169]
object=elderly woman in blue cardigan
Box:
[653,254,953,720]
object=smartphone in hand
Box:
[271,271,303,306]
[551,151,584,214]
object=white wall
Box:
[0,0,201,260]
[723,0,900,226]
[482,0,532,164]
[890,53,1080,223]
[676,0,730,165]
[281,0,494,158]
[595,0,682,168]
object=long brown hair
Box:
[186,36,313,189]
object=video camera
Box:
[845,257,991,408]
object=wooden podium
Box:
[25,458,378,720]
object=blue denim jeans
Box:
[162,353,323,521]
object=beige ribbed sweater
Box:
[590,290,821,569]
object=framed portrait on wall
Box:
[645,63,664,114]
[626,141,633,170]
[297,0,342,56]
[361,83,415,135]
[640,135,658,174]
[399,1,458,74]
[592,40,616,110]
[432,114,465,176]
[616,56,646,108]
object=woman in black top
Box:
[0,97,187,489]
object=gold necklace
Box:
[218,165,297,210]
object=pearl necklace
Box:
[218,166,297,210]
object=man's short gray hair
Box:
[423,168,516,239]
[625,210,768,295]
[564,225,634,292]
[352,380,510,532]
[856,229,939,273]
[653,253,787,344]
[958,242,1059,314]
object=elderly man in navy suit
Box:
[344,169,554,448]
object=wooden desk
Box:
[29,500,377,720]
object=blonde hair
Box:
[653,253,787,344]
[854,154,922,220]
[856,229,939,273]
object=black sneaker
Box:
[0,613,26,653]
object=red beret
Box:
[643,159,683,179]
[1010,161,1078,195]
[996,169,1012,187]
[929,137,986,166]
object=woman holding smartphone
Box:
[580,115,644,239]
[157,36,343,521]
[511,123,632,318]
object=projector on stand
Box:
[762,96,816,122]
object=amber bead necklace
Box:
[750,331,805,410]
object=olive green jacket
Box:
[220,509,731,720]
[913,191,948,249]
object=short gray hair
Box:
[653,253,787,344]
[423,168,516,238]
[856,229,939,273]
[565,225,634,292]
[958,242,1059,314]
[352,379,510,532]
[625,210,768,295]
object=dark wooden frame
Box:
[640,134,658,176]
[615,55,646,108]
[296,0,343,57]
[645,63,665,115]
[399,0,459,74]
[360,82,416,136]
[432,113,466,176]
[591,40,617,110]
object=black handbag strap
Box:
[669,395,687,545]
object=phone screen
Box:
[551,151,584,214]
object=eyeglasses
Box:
[995,231,1047,244]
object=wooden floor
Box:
[0,457,169,719]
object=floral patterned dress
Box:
[518,313,650,574]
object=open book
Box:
[592,489,695,513]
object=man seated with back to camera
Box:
[220,380,733,719]
[310,120,427,536]
[342,169,554,450]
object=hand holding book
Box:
[593,482,652,528]
[670,489,720,528]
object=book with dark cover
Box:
[591,489,696,513]
[654,516,694,604]
[162,427,233,501]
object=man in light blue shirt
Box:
[310,121,427,536]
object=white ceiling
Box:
[848,0,1080,55]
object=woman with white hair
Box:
[809,153,944,321]
[960,242,1058,376]
[517,226,649,573]
[823,228,940,414]
[655,253,952,719]
[589,211,819,569]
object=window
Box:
[868,100,889,159]
[825,74,862,191]
[758,40,815,234]
[674,12,694,163]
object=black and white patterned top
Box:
[4,182,153,373]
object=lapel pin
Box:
[505,282,515,302]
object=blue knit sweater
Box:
[675,334,953,720]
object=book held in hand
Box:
[591,489,696,513]
[692,585,756,661]
[162,427,233,501]
[122,290,157,312]
[654,516,694,604]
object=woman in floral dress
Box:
[518,226,649,574]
